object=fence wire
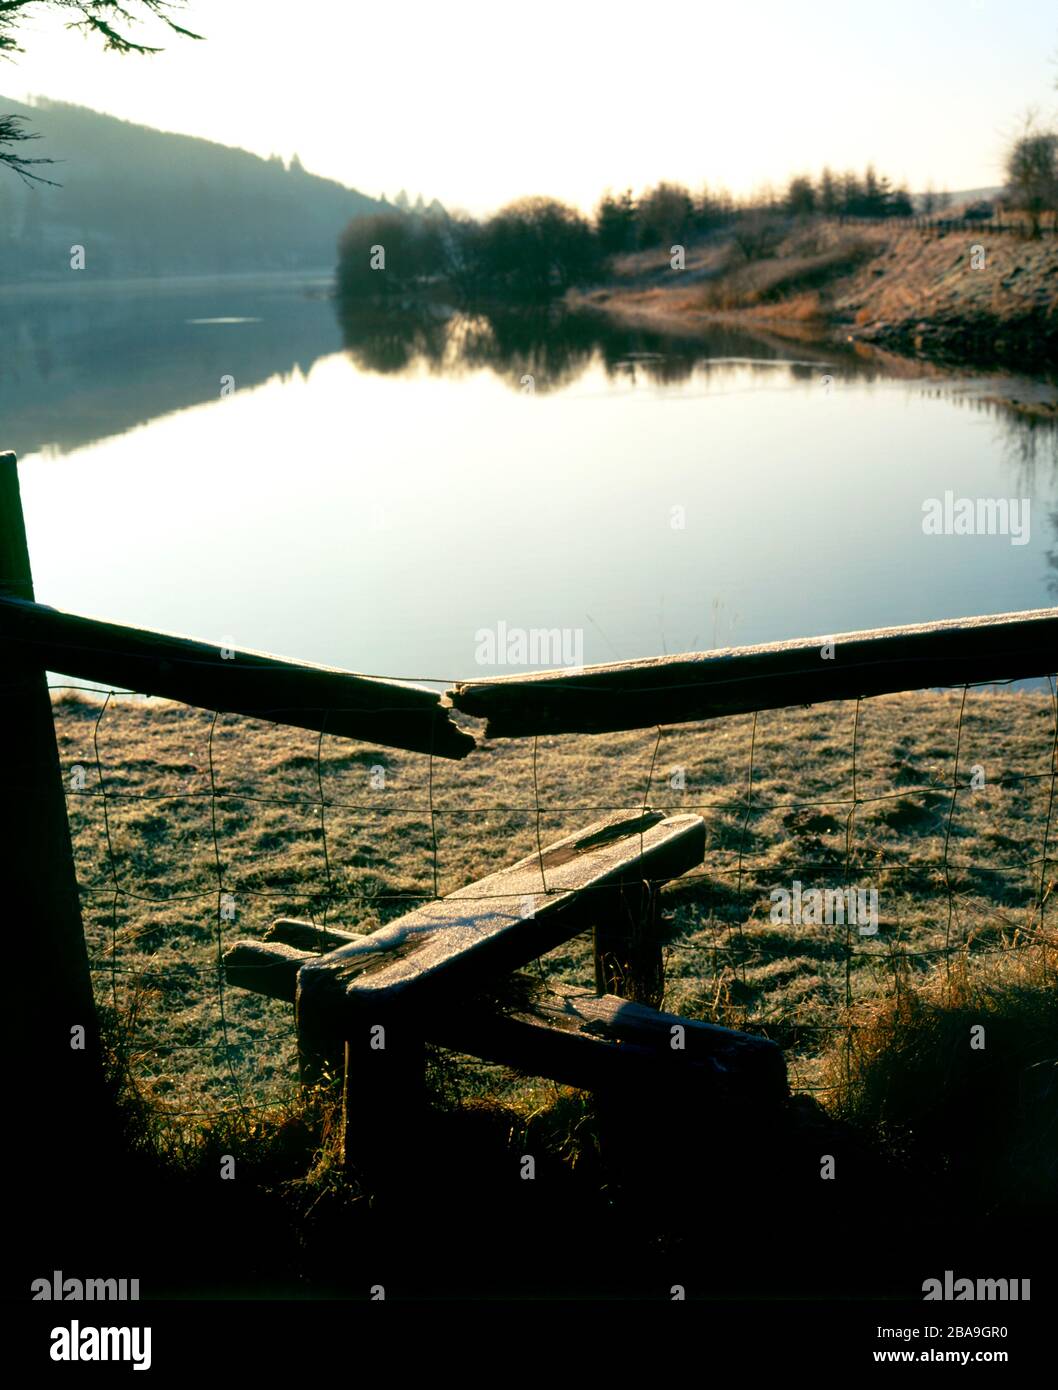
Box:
[49,670,1058,1121]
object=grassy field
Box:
[41,681,1058,1298]
[53,680,1058,1128]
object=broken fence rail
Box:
[5,432,1058,758]
[0,594,473,760]
[5,594,1058,753]
[449,608,1058,738]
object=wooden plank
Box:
[448,607,1058,737]
[339,1017,425,1183]
[437,981,788,1104]
[0,595,474,759]
[265,917,360,953]
[593,880,662,1006]
[296,809,705,1030]
[0,452,108,1161]
[223,940,308,1001]
[222,945,786,1103]
[224,940,345,1087]
[269,915,373,1090]
[296,993,347,1092]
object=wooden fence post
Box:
[593,880,665,1007]
[340,1010,426,1188]
[0,452,108,1161]
[293,993,345,1094]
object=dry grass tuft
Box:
[821,945,1058,1208]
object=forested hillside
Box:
[0,96,384,278]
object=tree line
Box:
[337,165,925,303]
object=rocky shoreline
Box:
[850,311,1058,375]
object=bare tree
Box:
[1005,112,1058,237]
[730,212,782,263]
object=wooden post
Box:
[340,1009,426,1189]
[294,993,345,1094]
[291,961,427,1188]
[224,938,346,1094]
[0,452,108,1163]
[593,880,664,1007]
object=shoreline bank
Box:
[567,219,1058,387]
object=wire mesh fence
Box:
[835,213,1058,236]
[51,666,1058,1130]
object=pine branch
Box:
[0,114,60,185]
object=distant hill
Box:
[911,186,1005,213]
[0,97,386,279]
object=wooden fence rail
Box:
[0,594,473,760]
[450,608,1058,738]
[11,583,1057,750]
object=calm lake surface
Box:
[4,273,1058,685]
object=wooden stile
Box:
[225,808,704,1096]
[294,809,705,1031]
[225,812,707,1178]
[228,813,705,1022]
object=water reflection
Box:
[4,272,1053,476]
[335,298,877,394]
[0,273,339,458]
[7,275,1058,678]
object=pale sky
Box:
[4,0,1056,213]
